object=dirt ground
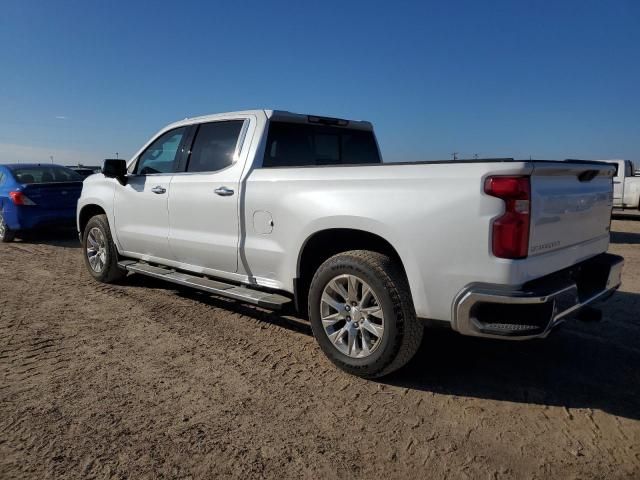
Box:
[1,219,639,479]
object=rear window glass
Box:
[263,122,381,168]
[10,166,83,184]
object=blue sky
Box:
[0,0,638,165]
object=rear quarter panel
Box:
[243,162,533,321]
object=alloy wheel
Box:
[320,274,385,358]
[86,227,107,273]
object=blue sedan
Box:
[0,164,84,242]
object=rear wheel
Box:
[82,214,125,283]
[308,250,423,378]
[0,213,16,243]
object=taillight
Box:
[484,176,531,259]
[9,191,37,206]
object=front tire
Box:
[82,214,125,283]
[308,250,423,378]
[0,212,16,243]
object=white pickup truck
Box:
[603,159,640,210]
[77,110,623,377]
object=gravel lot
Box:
[1,219,639,479]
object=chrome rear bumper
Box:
[452,253,624,340]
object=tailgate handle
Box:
[578,170,598,182]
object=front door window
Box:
[135,127,187,175]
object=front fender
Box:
[77,176,118,246]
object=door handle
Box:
[151,186,167,194]
[214,186,234,196]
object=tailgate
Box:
[528,161,614,257]
[21,182,84,209]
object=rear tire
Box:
[0,213,16,243]
[82,214,125,283]
[308,250,423,378]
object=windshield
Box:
[10,166,83,184]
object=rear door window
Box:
[263,122,381,168]
[186,120,245,173]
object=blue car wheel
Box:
[0,212,16,243]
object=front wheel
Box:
[0,212,16,243]
[308,250,423,378]
[82,214,125,283]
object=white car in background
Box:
[601,159,640,210]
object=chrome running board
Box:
[118,260,292,310]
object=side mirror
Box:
[102,159,128,185]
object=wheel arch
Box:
[78,204,107,236]
[294,228,409,316]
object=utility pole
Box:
[50,155,54,165]
[115,152,119,159]
[473,153,479,160]
[451,152,458,161]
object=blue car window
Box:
[11,166,82,184]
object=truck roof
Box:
[165,110,374,131]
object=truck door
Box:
[113,126,189,260]
[168,118,250,274]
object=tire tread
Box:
[0,213,16,243]
[308,249,423,378]
[82,214,125,283]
